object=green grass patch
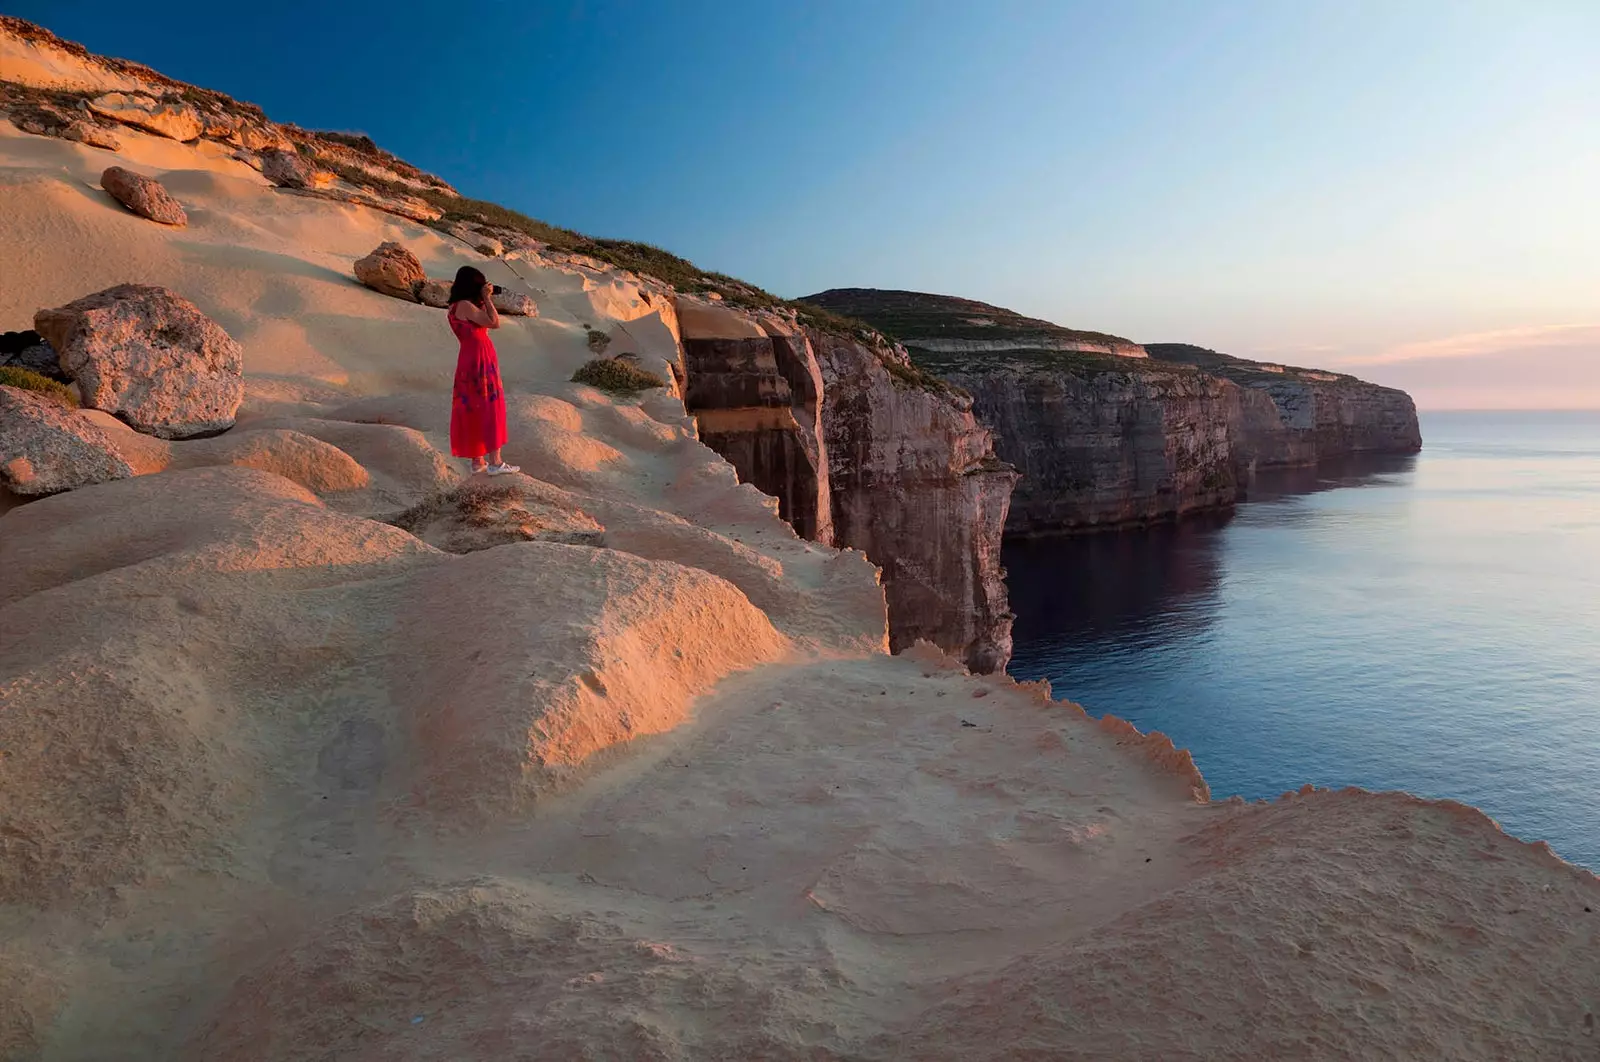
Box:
[0,366,78,407]
[572,358,666,395]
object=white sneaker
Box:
[485,463,521,476]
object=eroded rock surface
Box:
[813,330,1016,672]
[9,100,121,148]
[100,165,187,226]
[676,297,833,544]
[949,362,1243,533]
[87,91,202,141]
[34,284,244,439]
[258,147,314,189]
[0,385,136,493]
[490,289,537,317]
[352,241,424,302]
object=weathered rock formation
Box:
[811,331,1017,671]
[258,147,315,189]
[491,290,538,317]
[675,297,833,544]
[0,386,368,496]
[0,385,137,493]
[674,296,1015,671]
[100,165,187,226]
[35,284,244,439]
[1147,343,1422,472]
[417,278,452,309]
[353,242,424,302]
[948,361,1241,533]
[8,99,120,149]
[88,91,203,141]
[804,289,1422,534]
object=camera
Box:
[491,284,504,294]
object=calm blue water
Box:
[1005,411,1600,870]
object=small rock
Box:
[475,236,504,257]
[259,148,314,189]
[88,92,204,142]
[353,242,425,302]
[418,279,453,309]
[100,166,188,227]
[491,290,538,317]
[35,284,244,439]
[0,386,138,495]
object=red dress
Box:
[448,304,508,459]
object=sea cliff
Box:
[803,289,1423,533]
[673,296,1015,671]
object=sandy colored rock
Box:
[87,91,203,141]
[35,284,244,439]
[0,388,366,497]
[353,241,424,302]
[100,165,187,226]
[258,147,314,189]
[491,289,537,316]
[417,278,452,309]
[10,100,121,149]
[0,385,136,493]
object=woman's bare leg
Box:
[488,449,503,466]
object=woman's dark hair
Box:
[449,265,488,307]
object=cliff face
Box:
[946,363,1241,534]
[675,297,833,543]
[1147,343,1423,472]
[802,291,1423,535]
[809,330,1017,672]
[672,297,1015,672]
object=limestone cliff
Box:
[675,297,833,543]
[809,330,1016,672]
[1147,343,1423,472]
[802,289,1422,534]
[944,359,1241,533]
[673,297,1015,672]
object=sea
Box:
[1004,410,1600,871]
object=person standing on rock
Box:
[447,266,518,475]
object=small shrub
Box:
[585,328,611,354]
[0,366,78,407]
[571,358,665,395]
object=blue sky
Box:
[18,0,1600,406]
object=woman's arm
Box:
[452,288,502,329]
[479,281,502,329]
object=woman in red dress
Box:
[446,266,518,475]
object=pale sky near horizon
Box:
[16,0,1600,408]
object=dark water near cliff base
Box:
[1005,411,1600,870]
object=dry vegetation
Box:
[571,357,667,395]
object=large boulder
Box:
[259,148,314,189]
[353,242,424,302]
[100,166,188,227]
[0,386,138,495]
[492,290,538,317]
[87,92,203,142]
[34,285,245,439]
